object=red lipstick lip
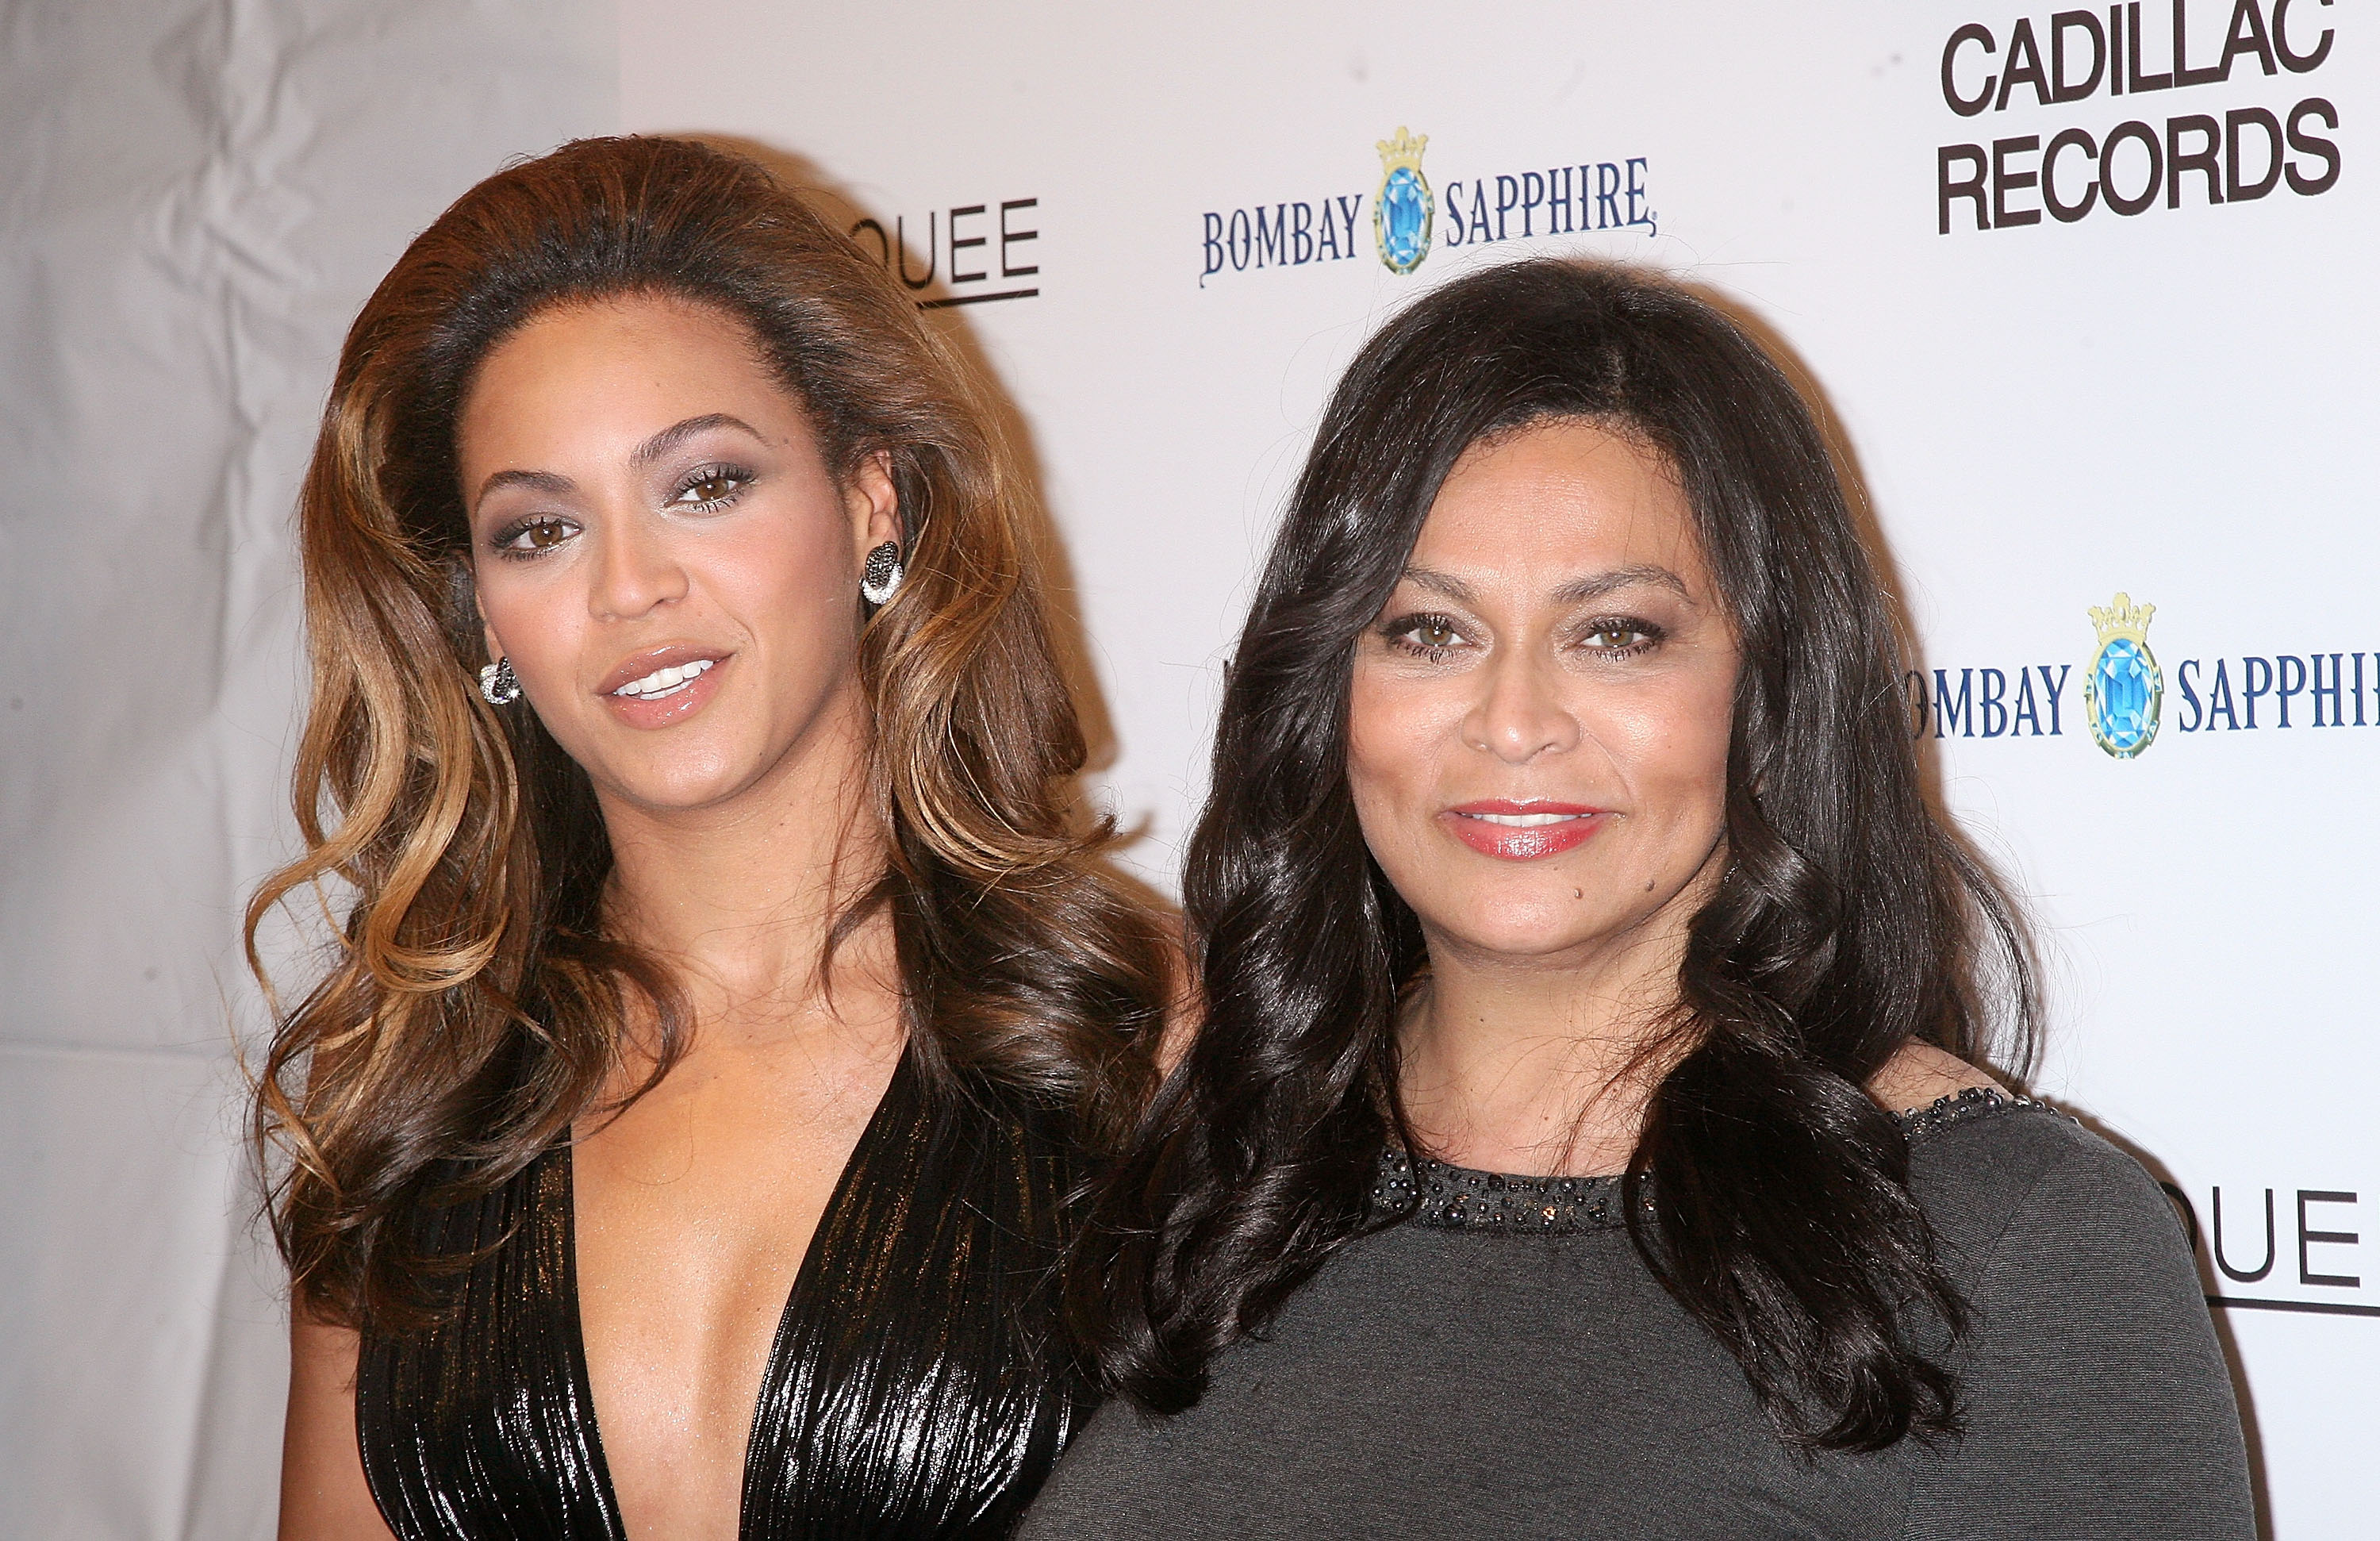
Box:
[597,643,732,697]
[1440,801,1609,862]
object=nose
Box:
[1461,648,1582,764]
[587,510,687,623]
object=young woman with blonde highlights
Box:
[252,136,1169,1539]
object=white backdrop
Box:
[0,2,612,1535]
[618,2,2375,1535]
[3,2,2370,1535]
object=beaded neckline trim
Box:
[1373,1086,2044,1235]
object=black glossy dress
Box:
[354,1052,1090,1539]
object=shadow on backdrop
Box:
[684,133,1171,919]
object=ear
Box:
[470,576,504,667]
[844,450,900,567]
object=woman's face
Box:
[1346,419,1740,967]
[459,294,898,815]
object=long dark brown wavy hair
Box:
[250,136,1171,1331]
[1069,258,2038,1451]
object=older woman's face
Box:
[459,295,899,815]
[1346,420,1740,966]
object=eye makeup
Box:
[482,459,760,560]
[489,514,581,559]
[1380,610,1473,661]
[1570,614,1666,658]
[1376,609,1670,663]
[666,462,756,513]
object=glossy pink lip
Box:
[598,644,733,730]
[1440,799,1608,862]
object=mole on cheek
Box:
[1644,878,1655,892]
[1573,887,1583,900]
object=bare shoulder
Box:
[1867,1041,2005,1114]
[1153,967,1202,1077]
[1137,912,1200,1078]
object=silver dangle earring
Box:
[860,540,904,605]
[478,656,520,705]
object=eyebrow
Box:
[1553,564,1690,605]
[475,467,574,503]
[631,413,764,468]
[1397,567,1480,605]
[1398,563,1691,607]
[473,414,766,505]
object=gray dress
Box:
[1021,1093,2255,1539]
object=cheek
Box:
[1345,667,1456,851]
[474,561,574,667]
[1604,674,1735,831]
[1345,672,1411,805]
[724,525,842,608]
[706,501,858,636]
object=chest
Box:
[1027,1232,1910,1541]
[568,1044,894,1533]
[356,1058,1091,1540]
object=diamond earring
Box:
[860,540,904,605]
[478,657,520,705]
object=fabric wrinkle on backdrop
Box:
[6,2,2373,1537]
[0,4,611,1535]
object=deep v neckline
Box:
[557,1050,916,1541]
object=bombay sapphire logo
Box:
[1373,127,1434,275]
[2083,592,2163,759]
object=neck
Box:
[1398,872,1714,1178]
[595,683,893,1039]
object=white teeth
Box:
[612,658,715,698]
[1471,812,1580,827]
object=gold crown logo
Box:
[1376,126,1429,174]
[2087,592,2155,646]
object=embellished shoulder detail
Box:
[1894,1085,2056,1140]
[1376,1089,2061,1237]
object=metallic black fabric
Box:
[355,1053,1091,1539]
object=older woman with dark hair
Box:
[1030,259,2254,1539]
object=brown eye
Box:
[497,516,578,555]
[671,467,752,508]
[1581,621,1656,653]
[1381,612,1470,655]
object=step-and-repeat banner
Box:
[2,2,2367,1534]
[618,2,2373,1531]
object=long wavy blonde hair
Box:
[250,136,1170,1329]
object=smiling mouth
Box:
[1443,801,1606,861]
[611,658,716,699]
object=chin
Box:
[1451,923,1614,963]
[589,745,754,813]
[1424,885,1621,962]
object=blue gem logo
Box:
[2084,592,2162,759]
[1373,127,1434,275]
